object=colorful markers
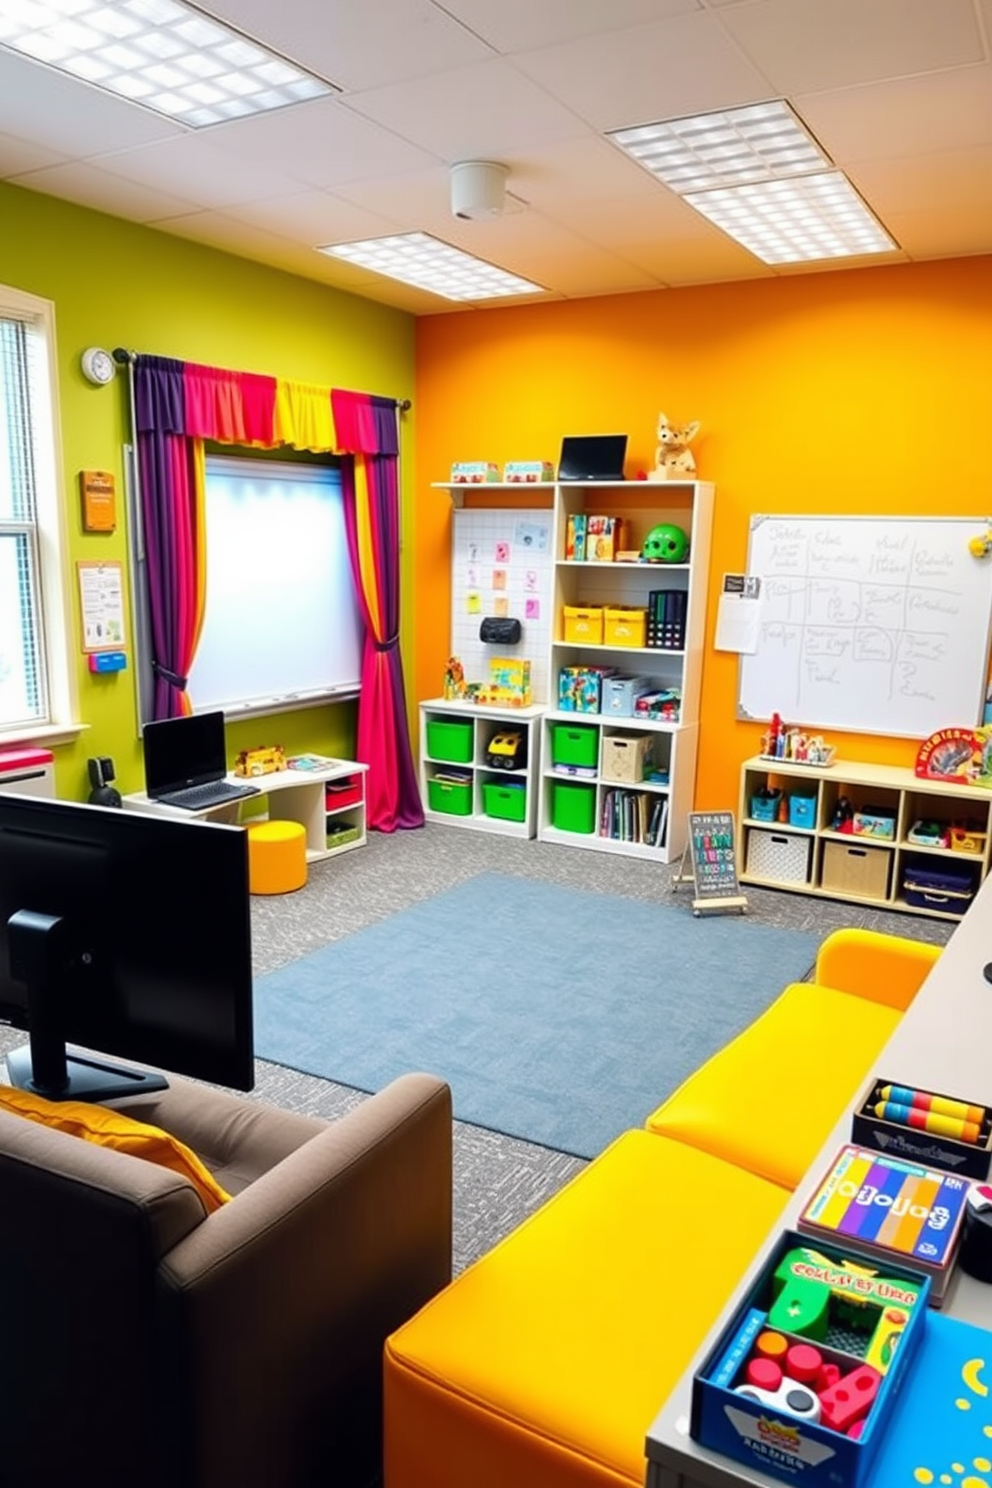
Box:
[878,1084,985,1127]
[873,1101,982,1145]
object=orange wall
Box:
[414,257,992,813]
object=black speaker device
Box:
[87,756,122,808]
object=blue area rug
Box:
[253,873,819,1158]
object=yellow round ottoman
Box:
[247,820,307,894]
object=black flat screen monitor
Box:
[0,793,254,1101]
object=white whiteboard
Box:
[737,515,992,737]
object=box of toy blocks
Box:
[691,1229,929,1488]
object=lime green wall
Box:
[0,182,415,800]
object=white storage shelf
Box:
[739,755,992,919]
[539,713,698,865]
[537,479,714,867]
[419,699,544,839]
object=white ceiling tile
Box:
[848,146,992,216]
[872,204,992,261]
[799,66,992,163]
[7,162,199,222]
[0,132,68,178]
[343,58,589,157]
[503,137,668,212]
[228,191,399,245]
[719,0,985,95]
[0,50,181,157]
[513,11,774,131]
[436,0,700,54]
[87,137,310,210]
[198,0,495,90]
[205,97,439,188]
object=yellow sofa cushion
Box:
[644,982,901,1191]
[0,1082,230,1213]
[813,927,940,1011]
[384,1129,788,1488]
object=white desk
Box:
[644,871,992,1488]
[123,758,368,864]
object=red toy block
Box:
[819,1364,882,1433]
[848,1419,866,1440]
[746,1358,783,1392]
[785,1343,822,1384]
[815,1361,841,1393]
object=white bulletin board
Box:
[737,515,992,737]
[451,508,553,703]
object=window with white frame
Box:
[0,286,74,740]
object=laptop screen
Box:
[558,434,628,482]
[143,710,228,798]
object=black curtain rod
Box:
[111,348,411,411]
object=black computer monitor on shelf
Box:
[0,793,254,1101]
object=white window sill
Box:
[0,722,89,749]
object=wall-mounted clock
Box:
[80,347,116,386]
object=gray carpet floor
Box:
[0,821,953,1273]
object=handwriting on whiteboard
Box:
[738,517,992,737]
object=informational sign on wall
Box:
[676,809,747,916]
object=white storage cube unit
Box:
[745,826,811,884]
[0,748,56,798]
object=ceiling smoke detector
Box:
[450,161,509,220]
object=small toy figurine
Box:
[648,412,701,481]
[443,655,465,700]
[832,795,855,833]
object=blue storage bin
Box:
[788,793,817,828]
[750,789,780,822]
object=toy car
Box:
[486,730,526,770]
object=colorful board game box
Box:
[797,1143,970,1303]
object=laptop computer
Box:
[142,710,259,811]
[557,433,628,482]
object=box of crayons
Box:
[851,1077,991,1181]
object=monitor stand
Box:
[5,908,168,1103]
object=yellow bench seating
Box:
[384,927,940,1488]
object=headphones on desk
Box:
[87,756,122,808]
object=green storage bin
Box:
[551,723,599,768]
[551,780,596,834]
[427,774,472,815]
[483,780,527,822]
[426,718,473,763]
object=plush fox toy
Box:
[650,413,700,480]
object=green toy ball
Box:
[642,522,688,563]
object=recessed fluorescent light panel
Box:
[607,100,895,264]
[0,0,334,127]
[319,233,544,302]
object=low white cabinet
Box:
[123,758,368,863]
[419,699,543,838]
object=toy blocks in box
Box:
[851,1077,991,1181]
[691,1229,929,1488]
[450,461,499,483]
[475,657,532,708]
[503,461,554,483]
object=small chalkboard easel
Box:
[672,809,748,916]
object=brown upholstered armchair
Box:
[0,1070,452,1488]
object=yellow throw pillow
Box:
[0,1082,230,1213]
